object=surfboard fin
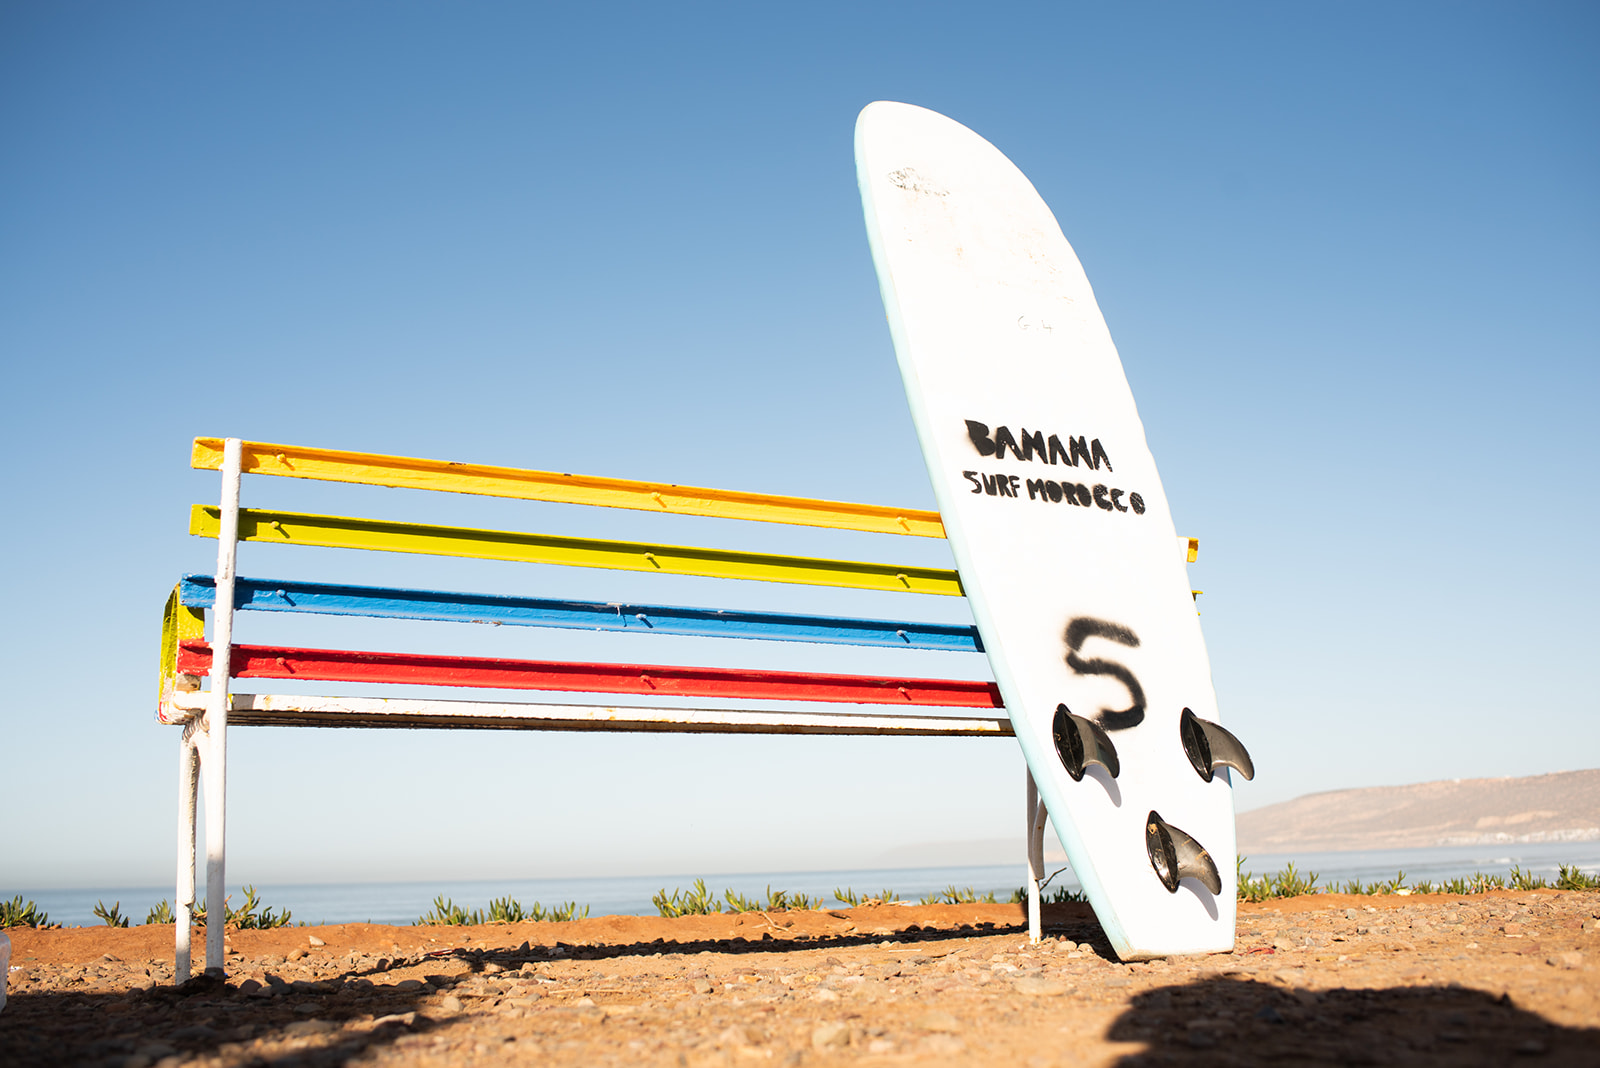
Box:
[1145,811,1221,894]
[1179,707,1254,782]
[1051,703,1120,781]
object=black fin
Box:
[1145,810,1222,894]
[1179,707,1255,782]
[1051,703,1120,781]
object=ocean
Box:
[10,841,1599,930]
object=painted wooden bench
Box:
[158,436,1200,979]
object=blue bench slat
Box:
[178,575,984,653]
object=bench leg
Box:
[200,437,242,978]
[175,724,200,982]
[1026,768,1043,943]
[201,725,229,976]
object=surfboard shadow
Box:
[1104,975,1598,1064]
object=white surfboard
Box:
[856,101,1252,959]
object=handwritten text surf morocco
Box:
[961,419,1145,515]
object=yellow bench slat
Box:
[189,505,965,597]
[192,437,946,538]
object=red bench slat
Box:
[176,641,1004,709]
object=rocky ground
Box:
[3,891,1598,1067]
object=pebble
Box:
[283,1019,335,1037]
[1013,976,1069,996]
[717,1025,752,1047]
[307,935,326,947]
[439,995,464,1012]
[812,1021,851,1049]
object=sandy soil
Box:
[4,892,1598,1066]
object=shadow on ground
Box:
[1107,976,1599,1066]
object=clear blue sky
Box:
[3,1,1595,892]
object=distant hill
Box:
[1237,769,1600,853]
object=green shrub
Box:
[145,900,175,925]
[417,896,476,925]
[833,887,900,907]
[918,885,998,905]
[723,886,820,912]
[1010,884,1087,904]
[1507,866,1548,891]
[415,894,588,926]
[0,897,55,929]
[1555,865,1600,891]
[93,900,130,928]
[653,879,720,917]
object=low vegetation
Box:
[415,894,588,925]
[136,886,293,928]
[93,900,130,927]
[651,880,825,917]
[919,885,999,905]
[832,887,901,907]
[14,862,1598,931]
[0,897,56,929]
[1237,857,1600,901]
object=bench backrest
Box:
[158,437,1087,732]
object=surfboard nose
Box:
[1146,811,1222,895]
[1051,703,1120,780]
[1179,708,1256,782]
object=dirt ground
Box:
[4,891,1598,1067]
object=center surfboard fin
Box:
[1179,707,1256,782]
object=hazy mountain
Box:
[1237,769,1600,853]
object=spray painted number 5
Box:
[1064,617,1145,730]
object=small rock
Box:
[1013,977,1068,997]
[236,979,263,994]
[394,979,425,992]
[307,935,326,947]
[917,1010,961,1033]
[812,1022,851,1050]
[483,962,504,975]
[439,995,464,1012]
[286,948,307,962]
[813,987,839,1002]
[373,1012,416,1028]
[283,1019,336,1037]
[1548,951,1584,969]
[691,978,715,994]
[718,1025,753,1047]
[102,953,122,962]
